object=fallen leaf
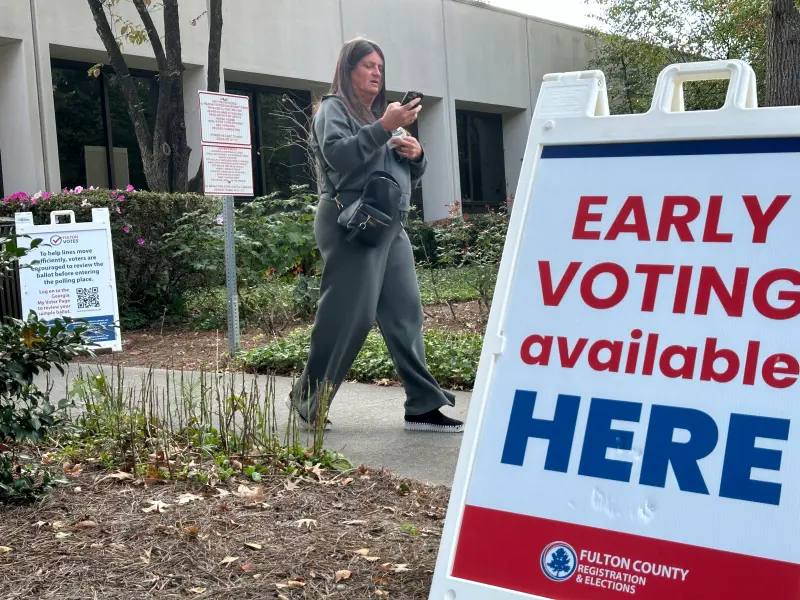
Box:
[142,500,172,514]
[244,542,262,550]
[176,493,203,505]
[391,564,410,573]
[306,464,325,479]
[74,487,83,492]
[55,532,71,539]
[188,588,206,595]
[234,484,264,504]
[64,463,82,475]
[215,489,231,498]
[141,549,152,564]
[231,459,243,470]
[100,471,134,482]
[220,556,239,566]
[356,549,371,556]
[372,576,389,584]
[74,520,97,529]
[341,477,354,486]
[277,595,289,600]
[287,579,306,589]
[363,555,381,562]
[376,591,389,597]
[240,563,256,572]
[33,521,47,529]
[0,546,11,553]
[335,570,352,583]
[343,520,367,526]
[51,521,66,530]
[284,479,299,492]
[185,525,200,536]
[294,518,317,530]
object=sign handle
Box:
[650,59,758,113]
[223,194,241,356]
[49,210,76,225]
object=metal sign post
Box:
[198,90,254,356]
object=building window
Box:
[51,59,155,191]
[0,149,4,198]
[225,83,313,198]
[456,109,506,211]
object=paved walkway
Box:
[39,365,471,487]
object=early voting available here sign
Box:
[15,208,121,351]
[430,60,800,600]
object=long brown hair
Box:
[327,37,387,125]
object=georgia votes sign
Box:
[450,137,800,599]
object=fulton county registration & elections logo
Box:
[541,542,578,582]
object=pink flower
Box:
[137,238,145,246]
[110,190,118,198]
[118,195,126,201]
[123,225,131,233]
[75,186,84,194]
[42,192,51,200]
[126,185,135,192]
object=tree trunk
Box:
[163,0,191,193]
[766,0,800,106]
[188,0,224,193]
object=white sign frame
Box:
[14,208,122,352]
[430,59,800,600]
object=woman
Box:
[289,38,464,434]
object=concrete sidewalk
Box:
[39,365,471,487]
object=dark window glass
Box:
[0,150,4,197]
[52,59,156,191]
[456,109,506,211]
[51,65,105,190]
[406,120,424,217]
[226,83,312,199]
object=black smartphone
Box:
[401,91,424,105]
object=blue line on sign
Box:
[541,137,800,159]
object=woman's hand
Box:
[381,98,421,132]
[394,136,423,161]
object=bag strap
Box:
[312,107,394,209]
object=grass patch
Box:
[237,326,482,390]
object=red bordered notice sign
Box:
[199,91,253,197]
[429,59,800,600]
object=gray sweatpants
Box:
[290,198,456,423]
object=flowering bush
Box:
[0,187,221,328]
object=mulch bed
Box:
[0,468,448,599]
[73,301,487,373]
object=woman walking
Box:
[289,37,464,434]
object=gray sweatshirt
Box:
[312,95,427,212]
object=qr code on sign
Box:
[76,287,100,310]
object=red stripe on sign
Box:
[452,505,800,599]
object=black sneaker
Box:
[404,409,464,433]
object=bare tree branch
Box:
[131,0,167,73]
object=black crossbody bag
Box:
[314,124,402,247]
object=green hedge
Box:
[0,188,221,328]
[238,325,483,390]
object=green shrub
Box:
[162,186,320,289]
[238,326,483,390]
[0,232,94,499]
[0,187,221,328]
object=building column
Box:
[0,39,46,195]
[417,96,457,222]
[502,108,531,215]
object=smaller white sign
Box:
[202,144,254,196]
[199,91,251,147]
[14,208,122,351]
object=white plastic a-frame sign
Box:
[15,208,122,351]
[430,60,800,600]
